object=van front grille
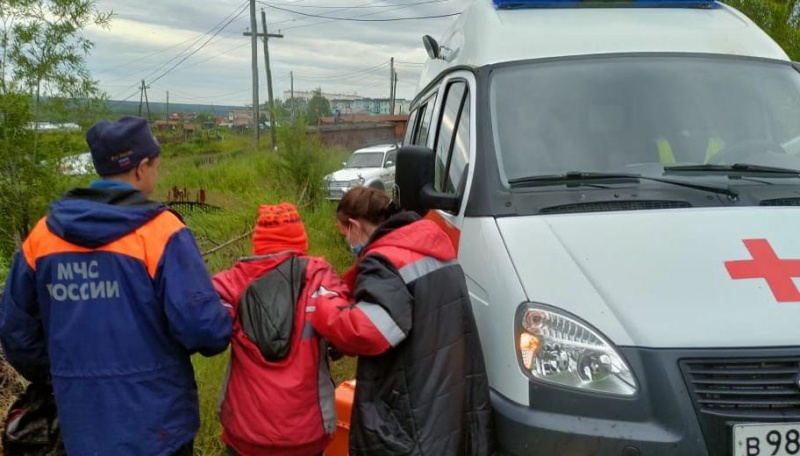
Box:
[681,358,800,418]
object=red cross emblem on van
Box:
[725,239,800,303]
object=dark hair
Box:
[336,187,401,226]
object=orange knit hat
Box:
[252,202,309,255]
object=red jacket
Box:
[213,252,349,456]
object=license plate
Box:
[733,423,800,456]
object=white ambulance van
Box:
[394,0,800,454]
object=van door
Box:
[420,72,475,250]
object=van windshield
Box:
[490,56,800,183]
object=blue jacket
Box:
[0,181,232,455]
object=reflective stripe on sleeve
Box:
[398,257,458,284]
[355,301,406,347]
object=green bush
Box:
[270,117,331,207]
[0,255,9,284]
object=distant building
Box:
[330,98,410,116]
[283,90,410,116]
[153,120,179,131]
[26,122,81,132]
[228,109,253,129]
[285,90,362,101]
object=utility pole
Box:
[290,71,295,121]
[138,79,151,121]
[144,81,151,122]
[261,8,283,150]
[389,57,394,115]
[246,0,259,149]
[165,91,169,121]
[138,80,144,117]
[392,71,398,115]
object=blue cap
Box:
[86,116,160,176]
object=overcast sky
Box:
[85,0,465,108]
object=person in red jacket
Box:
[212,203,348,456]
[311,187,494,456]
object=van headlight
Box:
[348,177,365,188]
[516,304,637,397]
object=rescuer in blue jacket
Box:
[0,116,232,456]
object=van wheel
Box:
[368,181,385,191]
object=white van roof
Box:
[417,0,789,92]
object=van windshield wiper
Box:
[664,163,800,176]
[508,171,738,198]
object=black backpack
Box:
[239,255,308,362]
[3,382,66,456]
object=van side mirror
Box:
[423,35,440,60]
[395,145,460,214]
[384,160,394,167]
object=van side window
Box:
[433,81,470,194]
[434,82,467,191]
[415,94,437,147]
[403,109,419,145]
[446,89,470,193]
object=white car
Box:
[323,144,398,200]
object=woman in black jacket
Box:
[312,186,494,456]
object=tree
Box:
[272,114,328,206]
[266,98,288,123]
[723,0,800,59]
[195,111,215,123]
[305,88,331,125]
[0,0,111,255]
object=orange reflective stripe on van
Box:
[22,211,185,278]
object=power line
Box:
[261,1,458,21]
[168,88,252,101]
[293,61,388,81]
[108,90,141,108]
[107,82,142,101]
[148,2,249,86]
[94,34,224,78]
[266,0,401,28]
[177,41,250,71]
[144,4,249,84]
[101,1,250,87]
[275,2,456,31]
[318,74,390,94]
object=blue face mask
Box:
[347,224,366,258]
[350,242,366,258]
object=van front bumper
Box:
[492,389,690,456]
[492,347,800,456]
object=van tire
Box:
[368,181,386,191]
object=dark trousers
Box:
[172,441,193,456]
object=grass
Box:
[0,133,358,455]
